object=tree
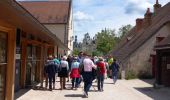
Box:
[73,48,79,56]
[95,28,117,55]
[118,24,133,39]
[92,50,102,57]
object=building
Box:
[111,0,170,79]
[155,35,170,86]
[19,0,73,56]
[73,33,96,55]
[0,0,68,100]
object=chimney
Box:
[143,8,152,28]
[136,18,143,32]
[153,0,161,13]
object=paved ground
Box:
[14,79,170,100]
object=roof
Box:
[155,35,170,49]
[19,1,71,24]
[0,0,69,50]
[112,2,170,62]
[110,27,136,56]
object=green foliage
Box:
[73,48,79,56]
[95,28,117,55]
[92,50,102,56]
[125,70,137,80]
[118,24,133,39]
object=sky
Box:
[73,0,169,41]
[17,0,169,42]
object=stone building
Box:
[73,33,96,55]
[19,0,73,56]
[111,0,170,79]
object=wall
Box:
[126,23,170,77]
[45,24,65,43]
[66,5,73,55]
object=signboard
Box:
[167,64,170,69]
[16,54,21,60]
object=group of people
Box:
[44,52,119,98]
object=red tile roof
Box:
[19,1,71,24]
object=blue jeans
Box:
[77,76,82,86]
[112,72,118,84]
[83,72,93,94]
[72,78,79,88]
[97,74,104,90]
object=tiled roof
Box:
[112,2,170,62]
[19,1,71,24]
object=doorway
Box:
[25,44,41,87]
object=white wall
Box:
[44,5,74,56]
[67,5,73,55]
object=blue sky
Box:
[17,0,169,41]
[73,0,169,41]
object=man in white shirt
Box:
[82,54,96,98]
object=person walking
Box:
[67,55,73,82]
[45,55,57,91]
[96,57,106,91]
[108,55,113,78]
[111,59,119,84]
[104,59,109,79]
[77,52,84,87]
[70,57,80,90]
[82,54,96,98]
[53,55,60,65]
[58,56,69,90]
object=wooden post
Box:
[5,29,16,100]
[40,45,45,88]
[20,39,27,88]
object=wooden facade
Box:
[0,0,68,100]
[0,23,16,100]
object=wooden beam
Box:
[5,28,16,100]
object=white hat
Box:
[62,56,67,60]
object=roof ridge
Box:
[113,2,170,61]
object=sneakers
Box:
[83,91,88,98]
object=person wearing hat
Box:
[96,57,106,91]
[58,56,69,90]
[70,56,80,89]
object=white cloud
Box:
[74,11,94,21]
[125,0,152,14]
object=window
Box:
[0,31,7,100]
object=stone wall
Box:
[124,23,170,78]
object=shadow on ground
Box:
[104,82,114,84]
[14,89,31,100]
[140,79,155,85]
[65,94,84,98]
[134,87,170,100]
